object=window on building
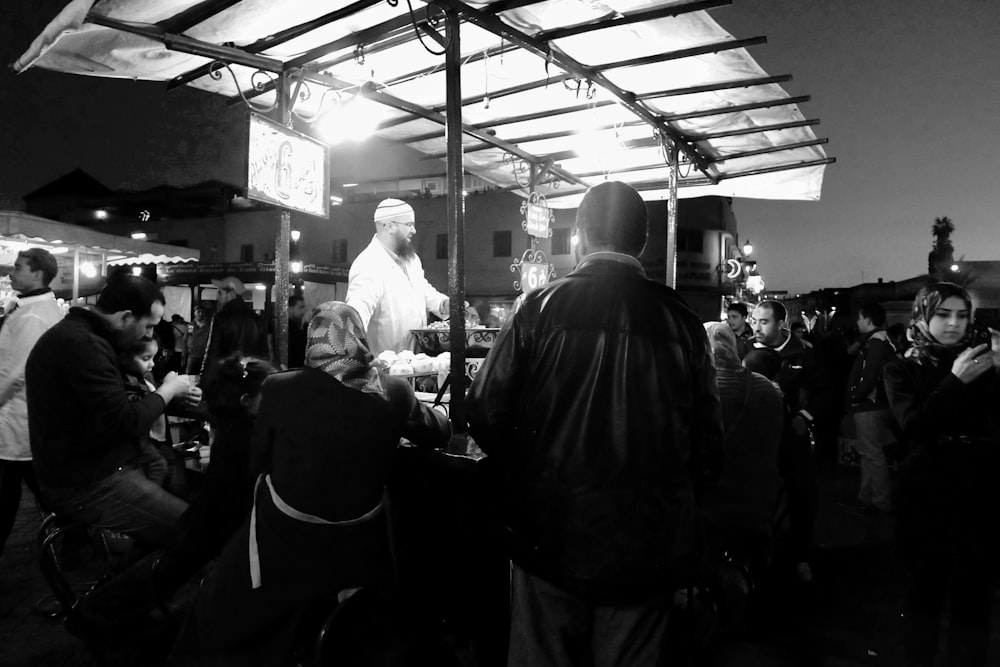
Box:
[240,243,254,262]
[332,238,348,264]
[436,233,448,260]
[167,239,189,247]
[551,227,571,255]
[676,229,704,253]
[493,230,512,258]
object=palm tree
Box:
[927,216,955,276]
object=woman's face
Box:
[927,295,970,345]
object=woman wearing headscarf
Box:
[883,282,1000,667]
[170,302,450,666]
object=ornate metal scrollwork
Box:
[208,61,278,113]
[510,248,556,292]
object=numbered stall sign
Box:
[520,262,551,292]
[511,249,556,295]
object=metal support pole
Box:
[665,138,679,289]
[72,247,80,302]
[274,74,291,369]
[444,9,467,448]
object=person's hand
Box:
[990,327,1000,369]
[157,372,192,403]
[951,343,992,383]
[183,385,203,407]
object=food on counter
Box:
[411,354,434,374]
[389,362,415,376]
[426,320,486,330]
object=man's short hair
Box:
[575,181,648,256]
[727,302,748,318]
[95,275,165,318]
[17,248,58,286]
[289,294,304,308]
[859,303,886,327]
[790,321,806,333]
[756,300,787,323]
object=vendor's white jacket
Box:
[0,292,64,460]
[346,236,447,354]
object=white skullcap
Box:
[373,198,414,224]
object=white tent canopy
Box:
[14,0,832,207]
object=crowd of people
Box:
[0,181,997,667]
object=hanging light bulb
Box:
[742,239,754,256]
[79,262,98,278]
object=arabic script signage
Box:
[520,192,553,239]
[247,114,329,218]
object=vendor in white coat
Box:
[0,248,63,556]
[347,198,456,354]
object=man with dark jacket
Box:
[202,276,268,372]
[27,275,195,547]
[846,303,896,513]
[751,299,823,582]
[467,181,725,666]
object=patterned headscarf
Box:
[906,281,974,365]
[305,302,383,394]
[704,321,742,372]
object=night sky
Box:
[2,0,998,293]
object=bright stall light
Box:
[79,262,98,278]
[950,264,960,272]
[254,284,267,291]
[49,247,70,255]
[290,261,303,274]
[131,232,147,240]
[746,275,766,295]
[315,97,378,145]
[95,210,108,220]
[291,230,301,242]
[132,267,143,276]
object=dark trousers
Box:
[508,562,671,667]
[777,420,817,564]
[0,459,40,555]
[904,551,995,667]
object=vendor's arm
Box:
[345,262,384,331]
[386,377,450,448]
[413,260,448,319]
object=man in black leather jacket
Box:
[467,181,724,666]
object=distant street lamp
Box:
[742,239,754,256]
[950,263,960,272]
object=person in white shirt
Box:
[346,198,453,354]
[0,248,63,556]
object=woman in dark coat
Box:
[883,282,1000,667]
[170,302,450,666]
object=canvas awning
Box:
[0,210,200,299]
[0,210,200,264]
[13,0,833,208]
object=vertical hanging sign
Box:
[521,192,553,239]
[246,113,330,219]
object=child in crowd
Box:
[119,336,182,493]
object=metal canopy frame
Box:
[15,0,835,442]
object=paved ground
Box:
[0,462,997,666]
